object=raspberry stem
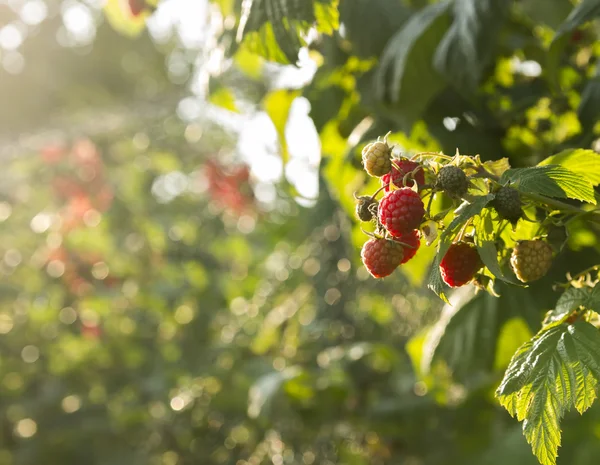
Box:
[411,152,453,161]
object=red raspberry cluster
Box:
[354,137,555,289]
[355,137,484,287]
[356,138,428,278]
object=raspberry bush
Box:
[350,138,600,465]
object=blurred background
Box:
[1,0,600,464]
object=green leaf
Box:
[473,207,495,242]
[548,0,600,88]
[519,0,572,29]
[242,24,294,64]
[263,89,300,164]
[494,318,533,372]
[482,158,511,177]
[472,209,520,284]
[441,194,495,240]
[500,165,596,205]
[314,0,339,35]
[424,289,501,382]
[496,321,600,465]
[236,0,315,64]
[338,0,411,58]
[546,284,600,324]
[424,287,537,383]
[208,86,238,112]
[433,0,508,88]
[375,1,451,129]
[427,237,451,303]
[538,149,600,186]
[477,240,519,284]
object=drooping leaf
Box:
[242,24,294,64]
[434,0,508,88]
[538,149,600,186]
[426,237,451,303]
[496,321,600,465]
[472,208,520,284]
[500,165,596,204]
[548,0,600,88]
[237,0,327,64]
[424,289,501,382]
[263,89,300,164]
[305,84,347,133]
[375,1,451,129]
[494,318,534,372]
[545,284,600,324]
[424,286,537,383]
[338,0,411,58]
[477,240,519,284]
[519,0,573,29]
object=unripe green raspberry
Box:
[362,141,391,177]
[355,195,378,222]
[492,186,523,224]
[436,165,469,198]
[510,240,553,283]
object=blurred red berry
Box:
[81,322,101,339]
[127,0,147,16]
[205,160,255,214]
[41,144,66,164]
[52,176,87,200]
[570,30,584,43]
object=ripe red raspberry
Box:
[378,188,425,237]
[439,242,483,287]
[396,230,420,264]
[510,240,553,283]
[362,140,391,177]
[381,159,426,191]
[361,238,404,278]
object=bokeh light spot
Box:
[15,419,37,438]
